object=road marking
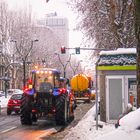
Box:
[0,126,17,134]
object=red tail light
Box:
[23,86,29,92]
[84,93,90,97]
[59,88,66,94]
[32,109,37,113]
[28,79,32,84]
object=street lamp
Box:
[55,53,71,78]
[11,39,39,87]
[23,39,38,87]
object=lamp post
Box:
[11,39,38,87]
[55,53,71,78]
[23,39,38,87]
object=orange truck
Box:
[70,74,92,102]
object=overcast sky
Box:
[6,0,83,48]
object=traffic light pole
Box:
[95,57,100,130]
[64,47,109,51]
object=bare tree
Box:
[70,0,136,50]
[0,1,13,62]
[0,1,37,88]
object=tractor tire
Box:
[20,94,33,125]
[55,93,68,125]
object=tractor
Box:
[20,68,74,125]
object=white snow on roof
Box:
[100,48,136,55]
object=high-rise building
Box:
[37,12,69,48]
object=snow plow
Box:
[20,68,74,125]
[70,74,92,103]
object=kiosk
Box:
[97,48,136,122]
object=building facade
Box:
[37,13,69,48]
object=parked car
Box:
[7,89,23,95]
[115,103,135,128]
[97,108,140,140]
[7,93,23,115]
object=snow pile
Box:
[63,105,115,140]
[119,108,140,130]
[94,108,140,140]
[0,96,10,108]
[63,105,140,140]
[94,128,140,140]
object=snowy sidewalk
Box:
[63,105,140,140]
[63,105,115,140]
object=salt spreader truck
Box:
[70,74,92,102]
[20,68,74,125]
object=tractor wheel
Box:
[55,93,68,125]
[20,94,33,125]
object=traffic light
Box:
[61,47,66,54]
[75,47,80,54]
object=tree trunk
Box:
[134,0,140,108]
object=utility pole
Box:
[134,0,140,108]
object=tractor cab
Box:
[25,68,61,94]
[33,68,60,89]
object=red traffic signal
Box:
[61,47,66,54]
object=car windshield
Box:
[11,94,22,100]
